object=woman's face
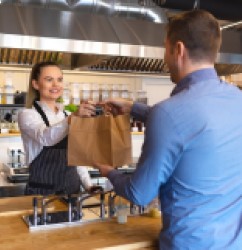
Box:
[32,65,63,103]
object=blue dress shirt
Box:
[108,68,242,249]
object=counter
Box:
[0,196,161,250]
[0,171,26,197]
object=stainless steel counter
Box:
[0,171,26,197]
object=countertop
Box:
[0,196,162,250]
[0,171,26,197]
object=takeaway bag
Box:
[68,114,132,167]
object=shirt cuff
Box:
[107,169,122,181]
[131,102,149,122]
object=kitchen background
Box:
[0,0,242,178]
[0,65,174,168]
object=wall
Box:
[0,67,173,102]
[142,76,174,105]
[0,66,173,167]
[0,67,144,93]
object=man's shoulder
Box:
[153,93,187,112]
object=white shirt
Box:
[18,101,92,190]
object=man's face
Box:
[164,38,179,84]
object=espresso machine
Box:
[2,147,29,182]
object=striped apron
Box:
[25,101,80,195]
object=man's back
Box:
[159,69,242,249]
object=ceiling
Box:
[0,0,241,75]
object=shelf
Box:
[131,132,144,135]
[0,104,24,108]
[0,132,142,137]
[0,133,21,137]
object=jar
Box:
[136,90,147,104]
[0,121,9,133]
[120,90,129,99]
[110,84,120,98]
[70,83,80,98]
[62,88,70,105]
[2,93,14,104]
[91,89,100,102]
[100,84,110,101]
[80,83,91,102]
[3,85,14,94]
[147,198,161,218]
[71,97,81,105]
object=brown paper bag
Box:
[68,114,132,167]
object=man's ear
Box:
[176,41,186,58]
[32,80,39,90]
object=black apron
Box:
[25,101,81,195]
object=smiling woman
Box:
[32,65,64,110]
[18,61,96,196]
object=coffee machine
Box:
[2,147,29,182]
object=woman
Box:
[18,61,96,195]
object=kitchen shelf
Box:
[0,104,24,108]
[0,132,142,137]
[131,132,144,135]
[0,133,21,137]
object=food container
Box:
[1,93,14,104]
[91,89,100,102]
[81,89,91,102]
[70,82,81,98]
[80,83,91,102]
[62,88,70,105]
[71,97,81,105]
[116,205,129,224]
[136,90,147,104]
[0,122,9,134]
[3,84,14,94]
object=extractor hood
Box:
[0,1,241,75]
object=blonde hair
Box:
[26,61,60,108]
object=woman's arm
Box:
[76,166,92,190]
[18,109,69,146]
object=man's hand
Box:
[93,163,114,177]
[104,98,134,116]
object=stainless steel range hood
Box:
[0,2,168,73]
[0,1,241,75]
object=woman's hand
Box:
[87,185,104,194]
[73,101,96,118]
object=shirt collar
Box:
[35,101,64,113]
[170,68,219,96]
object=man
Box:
[95,10,242,249]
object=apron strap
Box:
[33,100,68,126]
[33,100,50,127]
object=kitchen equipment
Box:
[22,188,145,231]
[23,190,107,231]
[2,163,29,183]
[2,148,29,182]
[14,91,26,104]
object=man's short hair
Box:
[167,10,221,63]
